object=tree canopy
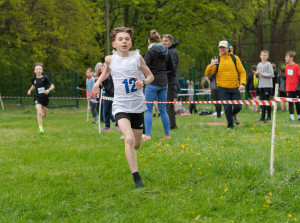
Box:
[0,0,104,78]
[4,0,293,79]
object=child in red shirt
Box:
[285,51,300,122]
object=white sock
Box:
[298,115,300,120]
[290,114,295,121]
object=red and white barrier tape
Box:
[102,96,276,106]
[3,95,300,106]
[275,97,300,103]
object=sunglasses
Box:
[163,34,173,40]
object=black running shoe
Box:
[135,180,144,189]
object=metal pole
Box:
[192,65,196,101]
[105,0,110,56]
[270,83,279,176]
[20,75,22,106]
[0,92,4,110]
[244,62,248,100]
[87,100,90,122]
[98,89,103,134]
[75,72,79,108]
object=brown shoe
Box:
[233,115,240,125]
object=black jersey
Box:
[31,75,53,100]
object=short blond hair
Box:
[261,50,269,55]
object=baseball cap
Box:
[219,40,229,48]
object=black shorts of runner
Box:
[115,112,144,129]
[34,97,49,107]
[279,91,286,97]
[255,88,260,97]
[259,88,273,98]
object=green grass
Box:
[0,103,299,222]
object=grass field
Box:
[0,102,299,222]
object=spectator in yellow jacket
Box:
[205,40,246,129]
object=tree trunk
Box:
[105,0,110,56]
[269,0,286,61]
[124,5,130,27]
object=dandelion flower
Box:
[268,192,272,196]
[250,209,254,212]
[248,163,251,167]
[224,188,229,192]
[189,189,192,192]
[220,196,224,200]
[293,217,297,221]
[288,214,292,218]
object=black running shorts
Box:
[115,112,144,129]
[34,97,49,107]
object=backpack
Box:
[204,80,209,88]
[198,110,213,115]
[216,54,239,74]
[253,73,258,88]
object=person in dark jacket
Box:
[277,66,289,111]
[209,73,222,118]
[272,63,278,96]
[143,29,173,141]
[162,33,179,129]
[246,65,256,98]
[101,63,119,130]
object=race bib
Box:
[38,87,45,94]
[287,69,293,76]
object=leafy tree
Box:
[99,0,264,79]
[0,0,105,81]
[241,0,299,62]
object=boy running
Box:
[92,27,154,188]
[285,51,300,122]
[27,63,55,134]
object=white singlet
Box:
[110,49,146,116]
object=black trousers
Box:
[189,104,198,114]
[104,99,117,127]
[167,84,177,128]
[217,87,242,128]
[211,88,222,117]
[287,91,300,115]
[259,88,272,120]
